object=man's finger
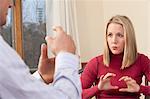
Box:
[40,43,48,59]
[52,26,65,36]
[45,36,54,44]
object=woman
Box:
[81,15,150,99]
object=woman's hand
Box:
[98,73,118,90]
[119,76,140,92]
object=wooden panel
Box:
[12,0,24,58]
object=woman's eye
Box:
[117,33,124,37]
[107,33,112,37]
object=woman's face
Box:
[107,23,125,55]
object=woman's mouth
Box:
[112,46,117,50]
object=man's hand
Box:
[38,26,76,84]
[38,43,55,84]
[45,26,76,55]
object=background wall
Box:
[76,0,104,62]
[76,0,150,62]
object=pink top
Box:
[81,53,150,99]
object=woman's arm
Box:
[81,57,100,99]
[140,54,150,96]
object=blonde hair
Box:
[103,15,138,69]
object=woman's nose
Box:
[112,36,117,44]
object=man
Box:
[0,0,81,99]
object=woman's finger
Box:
[103,73,116,80]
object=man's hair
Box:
[103,15,138,69]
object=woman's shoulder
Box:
[85,54,103,67]
[85,54,103,72]
[137,53,149,59]
[137,53,150,72]
[137,53,150,64]
[89,54,103,63]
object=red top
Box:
[81,53,150,99]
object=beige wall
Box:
[76,0,104,62]
[76,0,150,62]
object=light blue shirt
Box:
[0,35,81,99]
